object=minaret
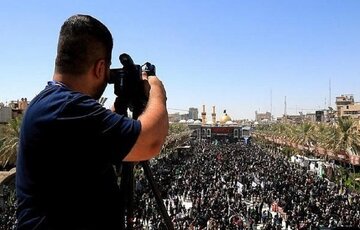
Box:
[201,105,207,125]
[212,106,216,124]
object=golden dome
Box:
[220,113,232,124]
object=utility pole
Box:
[329,78,332,108]
[284,96,287,122]
[270,89,273,121]
[325,98,327,110]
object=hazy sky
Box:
[1,0,360,120]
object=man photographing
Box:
[16,14,168,230]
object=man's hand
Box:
[142,72,151,99]
[123,72,168,162]
[142,72,167,104]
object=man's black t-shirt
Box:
[16,81,141,229]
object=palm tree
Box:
[322,117,360,182]
[291,122,316,153]
[0,116,22,169]
[313,122,330,147]
[326,117,360,158]
[162,123,192,155]
[310,122,333,159]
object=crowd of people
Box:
[0,184,16,230]
[130,140,360,229]
[1,140,360,229]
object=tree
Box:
[313,122,331,148]
[326,117,360,156]
[162,123,192,155]
[0,116,22,169]
[291,122,316,153]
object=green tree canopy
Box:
[0,116,22,168]
[162,123,192,155]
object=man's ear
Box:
[94,59,106,79]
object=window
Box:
[202,129,206,138]
[207,129,211,137]
[234,129,239,138]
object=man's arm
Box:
[123,76,168,161]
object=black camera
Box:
[109,53,155,117]
[109,54,173,229]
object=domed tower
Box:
[201,105,207,125]
[220,109,232,125]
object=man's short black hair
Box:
[55,14,113,75]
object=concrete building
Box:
[0,106,12,124]
[255,111,272,122]
[305,113,316,122]
[0,98,29,123]
[169,113,181,123]
[341,103,360,119]
[336,94,360,119]
[315,110,325,122]
[180,113,189,121]
[277,114,303,123]
[169,107,199,123]
[188,107,198,120]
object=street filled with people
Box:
[1,140,360,229]
[131,140,360,229]
[0,184,16,230]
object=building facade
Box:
[255,111,272,122]
[336,94,360,119]
[0,98,29,123]
[188,107,198,120]
[188,106,251,143]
